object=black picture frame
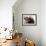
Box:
[22,14,37,26]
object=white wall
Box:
[41,0,46,46]
[0,0,16,30]
[13,0,41,46]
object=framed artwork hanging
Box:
[22,14,37,26]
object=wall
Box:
[41,0,46,46]
[0,0,16,30]
[0,0,17,38]
[13,0,41,46]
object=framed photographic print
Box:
[22,14,37,26]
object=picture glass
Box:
[22,14,37,26]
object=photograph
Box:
[22,14,37,26]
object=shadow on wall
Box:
[12,0,24,9]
